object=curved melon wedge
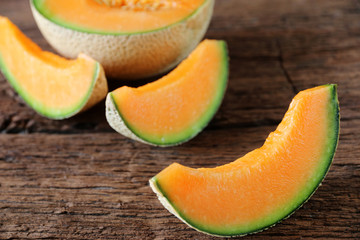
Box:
[106,39,228,147]
[150,85,340,236]
[0,16,108,120]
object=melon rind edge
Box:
[105,93,155,146]
[105,92,186,147]
[149,177,256,237]
[79,57,108,114]
[149,176,281,237]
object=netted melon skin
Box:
[30,0,214,79]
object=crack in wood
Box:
[276,39,298,94]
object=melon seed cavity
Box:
[95,0,179,10]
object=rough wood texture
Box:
[0,0,359,239]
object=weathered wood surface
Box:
[0,0,359,239]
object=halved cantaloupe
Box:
[150,85,340,236]
[0,16,108,119]
[30,0,215,79]
[106,39,228,146]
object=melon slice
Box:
[0,16,108,119]
[150,85,340,236]
[106,39,228,146]
[30,0,214,79]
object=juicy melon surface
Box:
[151,85,339,236]
[33,0,206,33]
[109,39,228,146]
[0,16,101,119]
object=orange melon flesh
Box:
[150,85,339,236]
[33,0,206,33]
[109,39,228,146]
[0,17,104,119]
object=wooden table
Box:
[0,0,359,239]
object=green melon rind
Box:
[150,84,340,236]
[32,0,210,35]
[0,52,100,120]
[108,41,228,147]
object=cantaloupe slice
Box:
[0,16,108,119]
[30,0,214,79]
[150,85,340,236]
[106,39,228,146]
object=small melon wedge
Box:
[30,0,214,79]
[106,39,228,146]
[150,85,340,236]
[0,16,108,120]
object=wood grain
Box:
[0,0,359,239]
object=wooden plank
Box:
[0,131,358,239]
